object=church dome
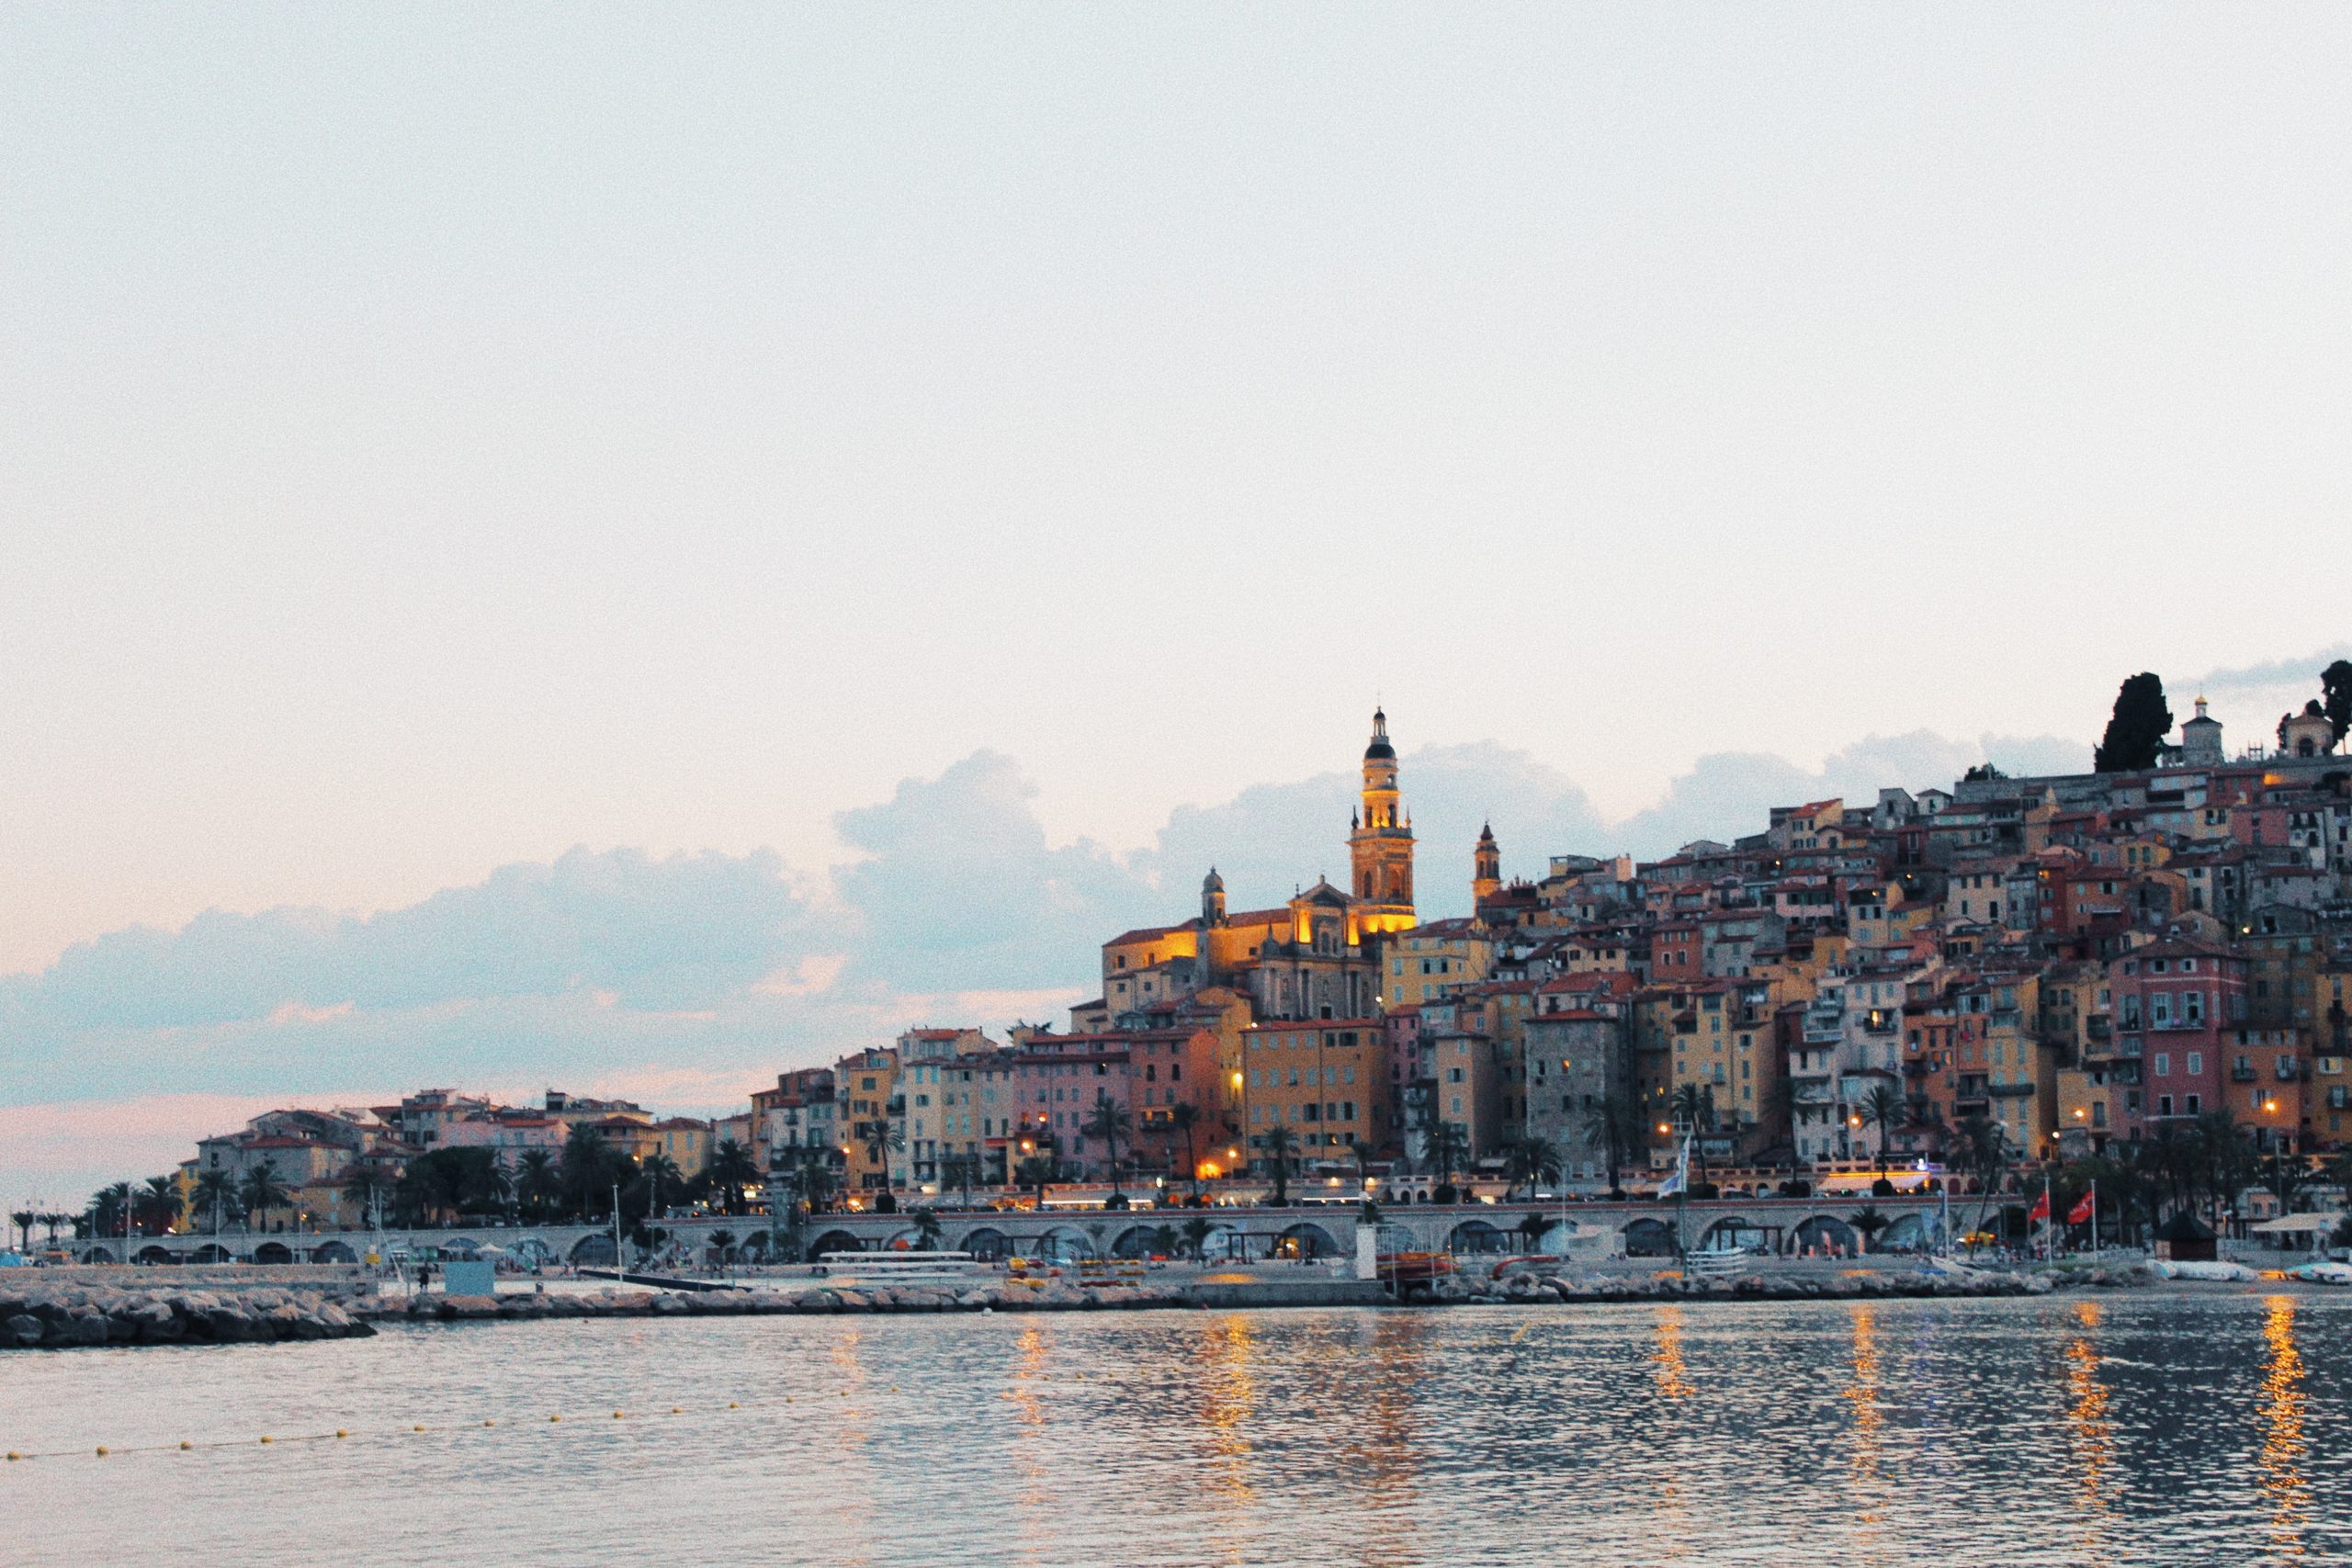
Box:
[1363,707,1396,761]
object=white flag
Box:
[1657,1135,1690,1199]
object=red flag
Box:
[2028,1190,2051,1224]
[2068,1191,2095,1225]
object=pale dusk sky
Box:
[5,7,2351,1198]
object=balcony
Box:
[2231,1066,2258,1083]
[1990,1081,2037,1098]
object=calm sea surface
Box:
[4,1289,2347,1566]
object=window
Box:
[2159,1094,2174,1116]
[2186,1094,2201,1114]
[2154,1054,2170,1076]
[2187,1052,2202,1077]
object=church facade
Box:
[1091,710,1420,1026]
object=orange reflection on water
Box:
[1844,1304,1887,1566]
[2063,1299,2112,1566]
[1652,1304,1693,1401]
[826,1323,875,1568]
[2258,1296,2308,1563]
[1352,1313,1431,1568]
[1196,1313,1260,1564]
[1649,1305,1694,1562]
[1005,1323,1054,1568]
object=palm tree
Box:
[459,1150,514,1218]
[1080,1093,1133,1202]
[854,1122,904,1201]
[340,1165,390,1229]
[1848,1204,1891,1253]
[1670,1083,1718,1189]
[1170,1102,1205,1199]
[1424,1121,1470,1195]
[1583,1089,1642,1196]
[8,1210,32,1252]
[1180,1215,1215,1261]
[1860,1082,1905,1179]
[793,1146,842,1213]
[560,1126,623,1217]
[910,1207,944,1251]
[936,1152,979,1208]
[1014,1154,1059,1192]
[1261,1125,1300,1207]
[515,1149,561,1220]
[40,1212,70,1247]
[1502,1136,1562,1200]
[1951,1114,2007,1244]
[136,1175,183,1236]
[238,1160,291,1234]
[639,1152,685,1221]
[705,1139,762,1216]
[2191,1109,2256,1232]
[86,1183,133,1246]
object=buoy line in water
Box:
[1,1398,761,1465]
[0,1362,1158,1465]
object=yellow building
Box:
[834,1048,899,1198]
[1099,711,1415,1025]
[1385,918,1494,1008]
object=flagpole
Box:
[2044,1172,2052,1263]
[2089,1179,2098,1258]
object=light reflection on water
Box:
[5,1293,2350,1567]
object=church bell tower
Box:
[1348,708,1417,935]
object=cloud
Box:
[3,845,815,1038]
[2188,644,2352,695]
[831,750,1158,992]
[1,722,2104,1202]
[1142,740,1610,920]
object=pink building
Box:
[2109,937,2248,1124]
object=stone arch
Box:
[311,1239,359,1264]
[1792,1215,1860,1257]
[80,1245,116,1264]
[1880,1213,1933,1250]
[135,1245,176,1265]
[1622,1218,1677,1258]
[957,1226,1011,1260]
[1697,1217,1754,1250]
[511,1236,555,1268]
[1447,1219,1508,1255]
[189,1243,231,1264]
[1029,1224,1095,1264]
[570,1235,618,1265]
[254,1241,295,1264]
[808,1229,864,1259]
[1189,1223,1245,1261]
[1110,1224,1165,1259]
[1277,1223,1340,1260]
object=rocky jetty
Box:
[372,1281,1190,1322]
[1409,1266,2084,1306]
[0,1281,377,1349]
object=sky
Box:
[6,6,2352,1208]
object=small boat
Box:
[2151,1259,2258,1282]
[1378,1251,1457,1286]
[2284,1261,2352,1287]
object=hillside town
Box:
[47,666,2352,1251]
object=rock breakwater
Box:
[1,1282,376,1349]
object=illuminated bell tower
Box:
[1473,821,1501,904]
[1348,707,1417,934]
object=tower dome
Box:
[1363,707,1395,761]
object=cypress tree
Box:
[2322,659,2352,748]
[2094,672,2172,773]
